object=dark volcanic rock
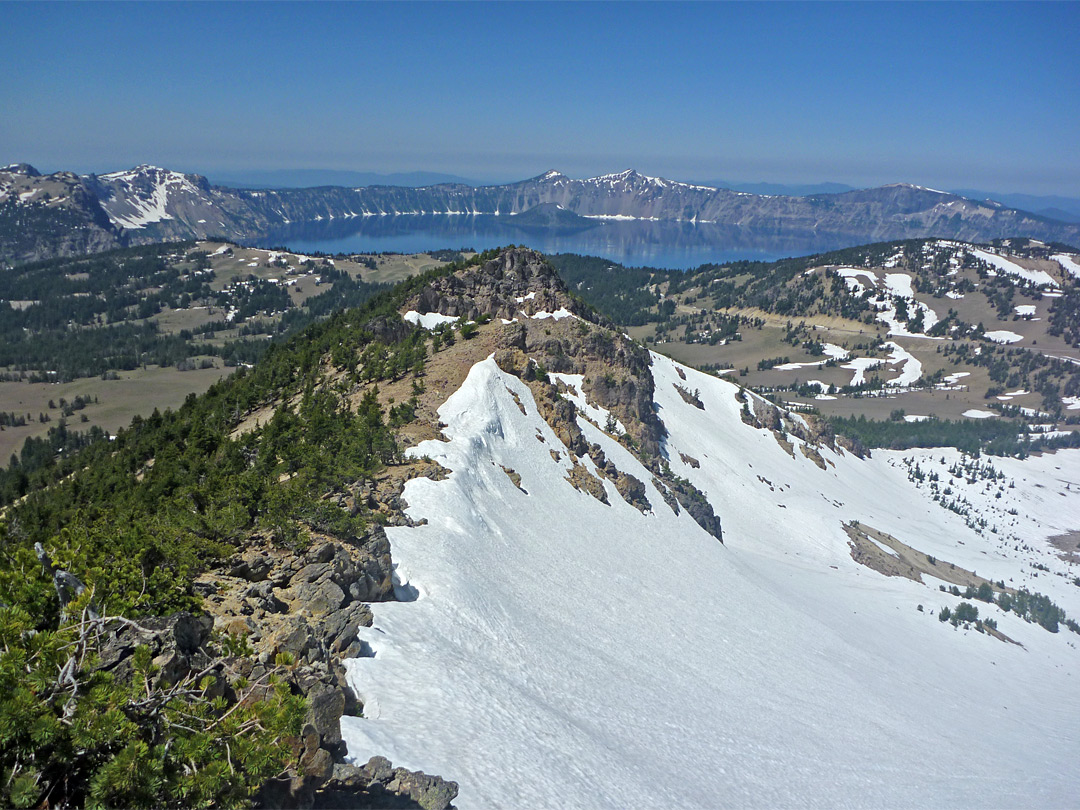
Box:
[407,247,596,325]
[315,757,459,810]
[508,201,597,233]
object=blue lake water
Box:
[257,215,860,270]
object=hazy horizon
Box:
[2,2,1077,196]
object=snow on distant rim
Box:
[1053,254,1080,279]
[962,409,996,419]
[970,249,1058,288]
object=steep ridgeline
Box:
[0,253,507,809]
[4,163,1080,263]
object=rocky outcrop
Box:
[315,757,458,809]
[647,459,724,543]
[95,611,215,688]
[752,399,783,432]
[836,434,870,459]
[189,526,448,808]
[587,444,651,513]
[405,248,596,325]
[674,384,705,410]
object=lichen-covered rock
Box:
[96,611,213,686]
[602,465,651,514]
[305,684,347,754]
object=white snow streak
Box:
[340,354,1080,810]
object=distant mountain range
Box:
[197,172,1080,221]
[3,162,1079,265]
[948,189,1080,223]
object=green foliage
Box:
[0,605,304,809]
[952,602,979,624]
[548,254,676,326]
[0,252,506,805]
[0,242,392,381]
[828,413,1080,457]
[997,588,1069,633]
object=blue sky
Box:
[1,1,1077,194]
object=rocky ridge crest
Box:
[399,248,723,541]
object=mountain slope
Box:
[328,249,1080,808]
[342,347,1080,809]
[551,236,1080,434]
[2,246,1078,807]
[4,164,1079,264]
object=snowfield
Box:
[836,268,941,338]
[970,249,1059,288]
[1053,253,1080,279]
[343,354,1080,809]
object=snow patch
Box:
[983,330,1023,344]
[403,311,460,329]
[529,308,576,321]
[1052,254,1080,279]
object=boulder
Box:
[315,757,459,810]
[304,684,346,754]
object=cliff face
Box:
[232,171,1080,246]
[4,164,1078,264]
[0,166,123,265]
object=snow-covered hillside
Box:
[342,352,1080,808]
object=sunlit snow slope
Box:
[343,354,1080,809]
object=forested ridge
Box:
[0,243,392,380]
[0,250,496,808]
